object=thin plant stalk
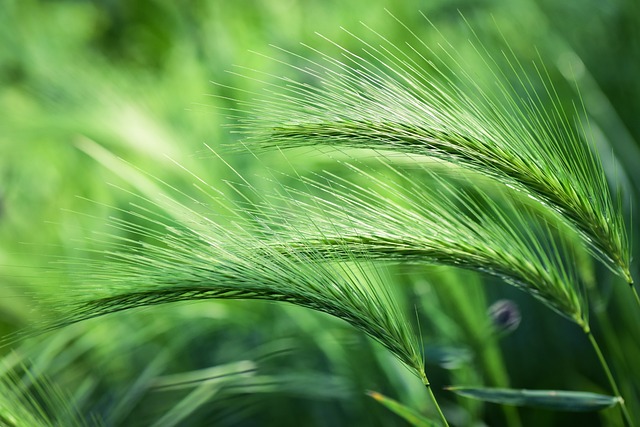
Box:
[419,371,449,427]
[586,330,635,427]
[589,291,640,423]
[631,285,640,310]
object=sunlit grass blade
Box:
[152,361,257,392]
[151,379,225,427]
[0,362,95,427]
[150,361,258,427]
[227,14,631,284]
[367,391,441,427]
[446,386,621,412]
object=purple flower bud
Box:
[488,299,521,334]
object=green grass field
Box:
[1,1,639,426]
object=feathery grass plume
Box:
[244,158,588,330]
[20,147,452,422]
[246,157,636,423]
[225,13,631,284]
[33,178,425,389]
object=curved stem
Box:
[421,372,449,427]
[587,330,635,427]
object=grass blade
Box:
[0,362,94,427]
[446,386,621,412]
[367,391,441,427]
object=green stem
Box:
[631,283,640,311]
[421,372,449,427]
[591,295,638,426]
[587,330,635,427]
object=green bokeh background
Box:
[1,0,639,426]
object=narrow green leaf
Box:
[151,381,224,427]
[152,361,256,391]
[446,386,621,412]
[367,391,441,427]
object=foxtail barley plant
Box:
[230,13,633,287]
[9,10,637,427]
[220,15,637,423]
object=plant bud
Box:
[488,299,521,335]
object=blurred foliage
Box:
[0,0,639,426]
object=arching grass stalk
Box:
[226,13,632,286]
[237,157,632,421]
[30,174,449,424]
[250,158,589,329]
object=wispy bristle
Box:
[228,16,630,283]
